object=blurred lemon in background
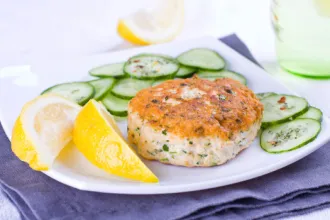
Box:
[117,0,184,45]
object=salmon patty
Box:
[128,76,263,167]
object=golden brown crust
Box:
[128,76,263,140]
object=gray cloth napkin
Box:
[1,34,330,220]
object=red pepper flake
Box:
[268,141,278,146]
[278,96,286,103]
[280,106,286,110]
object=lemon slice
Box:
[117,0,184,45]
[11,94,81,170]
[73,100,158,183]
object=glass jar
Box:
[272,0,330,78]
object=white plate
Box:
[1,36,330,194]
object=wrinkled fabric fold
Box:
[0,34,329,220]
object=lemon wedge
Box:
[117,0,184,45]
[11,94,81,170]
[73,100,158,183]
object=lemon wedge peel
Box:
[73,100,158,183]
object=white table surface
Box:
[1,0,330,219]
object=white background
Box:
[0,0,330,219]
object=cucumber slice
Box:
[101,93,129,117]
[88,78,115,100]
[112,115,127,122]
[176,65,197,78]
[260,119,321,153]
[197,70,247,85]
[177,48,225,70]
[89,62,125,78]
[111,78,152,99]
[297,106,323,121]
[261,94,309,127]
[256,92,277,100]
[124,54,179,79]
[152,79,168,87]
[41,82,94,105]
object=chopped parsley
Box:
[182,150,187,154]
[189,141,193,145]
[219,94,227,101]
[162,130,167,135]
[198,154,208,158]
[162,144,169,151]
[269,127,305,147]
[147,150,155,156]
[160,158,169,162]
[71,89,79,94]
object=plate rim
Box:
[1,36,330,194]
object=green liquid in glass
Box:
[272,0,330,78]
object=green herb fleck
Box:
[147,150,155,156]
[196,161,200,165]
[162,130,167,135]
[189,141,193,145]
[198,154,208,158]
[165,96,169,101]
[219,94,227,101]
[71,89,79,94]
[135,127,140,132]
[205,142,211,147]
[163,144,169,152]
[182,150,187,154]
[211,162,218,166]
[270,127,305,147]
[160,158,169,162]
[169,151,177,154]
